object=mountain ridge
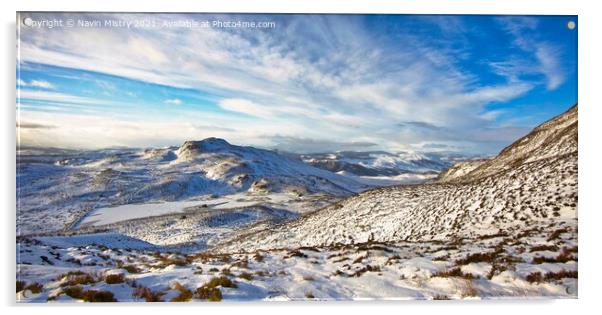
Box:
[439,105,577,183]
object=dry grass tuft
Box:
[170,282,193,302]
[433,268,474,279]
[531,247,577,264]
[25,282,43,294]
[254,252,264,262]
[195,286,222,301]
[58,271,99,287]
[132,285,166,302]
[122,265,141,274]
[16,281,26,293]
[238,272,254,281]
[530,244,559,252]
[62,286,117,302]
[526,270,578,283]
[204,276,237,289]
[455,249,501,265]
[194,277,236,302]
[17,281,43,294]
[105,273,125,284]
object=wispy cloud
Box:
[18,89,116,107]
[270,136,378,153]
[535,44,564,90]
[17,79,55,89]
[16,13,576,154]
[164,98,183,106]
[495,16,567,91]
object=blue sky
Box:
[17,13,577,154]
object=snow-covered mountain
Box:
[17,138,367,236]
[170,138,366,195]
[299,151,451,176]
[216,105,578,252]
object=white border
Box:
[2,1,600,315]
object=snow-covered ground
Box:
[16,220,577,302]
[15,106,578,302]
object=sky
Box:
[16,13,577,154]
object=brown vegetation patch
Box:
[132,285,166,302]
[433,268,474,280]
[105,273,125,284]
[170,282,193,302]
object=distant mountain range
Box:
[298,151,452,176]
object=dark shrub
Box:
[105,274,125,284]
[25,282,43,294]
[455,250,500,265]
[526,272,543,283]
[205,276,237,288]
[195,286,222,302]
[544,270,578,281]
[16,281,26,293]
[82,290,117,302]
[530,245,559,252]
[238,272,254,281]
[122,265,140,274]
[62,286,85,299]
[59,271,98,286]
[433,268,474,279]
[132,285,165,302]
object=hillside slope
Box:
[440,105,577,183]
[217,105,578,252]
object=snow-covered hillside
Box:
[216,105,578,251]
[436,159,487,182]
[440,105,577,183]
[17,138,367,236]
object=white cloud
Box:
[17,111,259,150]
[17,79,55,89]
[535,44,564,90]
[18,89,115,106]
[218,98,276,118]
[30,80,55,89]
[164,98,183,106]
